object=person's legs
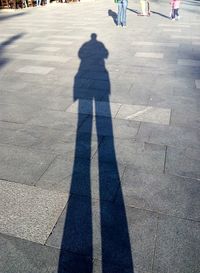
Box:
[171,8,175,19]
[174,8,179,19]
[117,2,123,26]
[122,0,128,26]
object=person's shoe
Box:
[177,16,180,20]
[171,18,175,21]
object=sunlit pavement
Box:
[0,1,200,272]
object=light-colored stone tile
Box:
[158,24,190,28]
[171,35,200,40]
[162,28,182,32]
[116,105,171,125]
[17,65,55,75]
[8,53,70,63]
[132,42,179,48]
[0,180,68,244]
[195,80,200,89]
[34,46,61,52]
[66,99,121,118]
[178,59,200,67]
[135,52,164,59]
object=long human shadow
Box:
[0,33,25,69]
[151,11,170,19]
[0,12,27,21]
[127,8,140,15]
[58,33,134,273]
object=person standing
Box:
[117,0,128,27]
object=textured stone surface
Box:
[47,196,158,273]
[66,99,121,118]
[0,180,68,243]
[135,52,164,59]
[165,146,200,180]
[195,79,200,89]
[117,169,200,220]
[153,215,200,273]
[0,144,55,184]
[116,104,171,125]
[17,65,55,75]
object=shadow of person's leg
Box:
[58,100,93,273]
[95,98,134,272]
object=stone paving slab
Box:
[153,215,200,273]
[116,104,171,125]
[136,122,200,149]
[195,79,200,89]
[178,59,200,67]
[37,157,125,201]
[0,144,55,184]
[66,99,122,118]
[165,146,200,180]
[78,116,140,139]
[0,233,93,273]
[17,65,55,75]
[116,168,200,221]
[97,138,166,172]
[46,196,158,273]
[7,53,71,63]
[0,180,68,244]
[135,52,164,59]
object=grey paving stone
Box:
[136,122,200,149]
[0,103,40,124]
[79,116,140,139]
[165,146,200,180]
[116,169,200,220]
[66,99,121,118]
[178,59,200,67]
[195,79,200,89]
[7,53,71,63]
[135,52,164,59]
[153,215,200,273]
[98,138,166,172]
[0,91,74,111]
[170,108,200,129]
[0,144,55,184]
[148,93,199,112]
[27,111,87,131]
[131,41,179,48]
[116,104,171,125]
[0,180,68,244]
[17,65,55,75]
[34,46,61,52]
[46,196,158,273]
[38,156,125,201]
[0,233,92,273]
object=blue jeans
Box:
[36,0,41,6]
[117,0,128,26]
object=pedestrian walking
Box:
[115,0,128,27]
[170,0,181,20]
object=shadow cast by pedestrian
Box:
[0,33,25,69]
[151,11,171,19]
[127,8,140,14]
[108,9,118,25]
[58,33,134,273]
[0,12,27,21]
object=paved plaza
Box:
[0,0,200,272]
